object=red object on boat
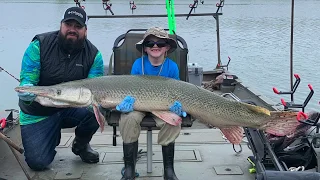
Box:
[296,111,308,122]
[0,118,6,129]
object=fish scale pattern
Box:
[57,75,270,128]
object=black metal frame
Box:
[245,128,285,172]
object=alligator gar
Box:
[15,75,309,144]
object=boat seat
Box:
[105,29,193,173]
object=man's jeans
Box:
[20,108,99,171]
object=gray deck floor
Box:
[0,122,256,180]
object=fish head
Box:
[15,85,92,107]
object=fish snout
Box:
[14,86,25,92]
[14,86,50,96]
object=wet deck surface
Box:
[0,122,255,180]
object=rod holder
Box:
[273,74,314,112]
[216,56,231,70]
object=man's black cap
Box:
[61,7,88,27]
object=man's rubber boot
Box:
[72,137,99,163]
[121,141,138,180]
[162,143,179,180]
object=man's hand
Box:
[18,84,37,101]
[170,101,187,117]
[116,96,135,113]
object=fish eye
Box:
[57,90,61,95]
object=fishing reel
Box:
[129,1,137,14]
[189,0,199,11]
[103,0,114,15]
[74,0,85,9]
[188,0,205,10]
[216,0,224,9]
[186,0,201,20]
[186,0,222,20]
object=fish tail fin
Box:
[261,111,302,136]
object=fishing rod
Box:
[102,0,114,15]
[129,1,137,14]
[187,0,199,20]
[186,0,201,20]
[74,0,85,9]
[216,0,224,14]
[185,0,224,65]
[0,66,20,82]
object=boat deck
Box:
[0,123,255,180]
[0,74,275,180]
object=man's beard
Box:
[58,31,85,53]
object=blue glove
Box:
[116,96,135,113]
[18,84,36,101]
[170,101,187,117]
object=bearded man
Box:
[17,7,104,171]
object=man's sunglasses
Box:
[143,40,167,48]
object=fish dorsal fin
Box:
[242,102,271,116]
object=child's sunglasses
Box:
[143,40,167,48]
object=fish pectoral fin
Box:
[220,126,244,145]
[93,104,106,133]
[151,111,182,126]
[242,103,271,116]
